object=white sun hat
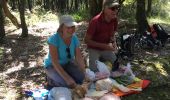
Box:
[59,15,78,27]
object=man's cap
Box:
[59,15,78,27]
[103,0,120,8]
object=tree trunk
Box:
[136,0,149,34]
[97,0,103,12]
[85,0,88,9]
[89,0,103,18]
[119,0,125,5]
[146,0,152,16]
[27,0,33,13]
[0,2,5,40]
[50,0,55,11]
[70,0,74,10]
[18,0,28,38]
[11,0,17,10]
[43,0,50,10]
[43,0,46,9]
[2,0,21,28]
[55,0,59,11]
[66,0,69,11]
[58,0,67,12]
[46,0,50,10]
[74,0,79,10]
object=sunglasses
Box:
[66,26,75,29]
[109,6,120,11]
[66,47,71,59]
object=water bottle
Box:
[125,62,135,79]
[32,90,43,100]
[32,89,49,100]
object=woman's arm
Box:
[75,47,85,73]
[49,44,76,88]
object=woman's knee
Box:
[45,67,67,87]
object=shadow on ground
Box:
[0,33,47,99]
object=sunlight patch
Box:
[146,66,155,72]
[4,88,18,100]
[29,61,37,68]
[5,62,24,74]
[155,62,168,76]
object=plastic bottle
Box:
[124,62,135,79]
[32,89,43,100]
[32,89,49,100]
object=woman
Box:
[44,15,85,89]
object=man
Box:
[84,0,120,72]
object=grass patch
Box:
[132,55,170,87]
[122,85,170,100]
[125,55,170,100]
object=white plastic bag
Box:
[95,78,114,91]
[99,93,120,100]
[85,89,108,98]
[96,60,110,75]
[48,87,72,100]
[95,78,131,93]
[85,68,95,81]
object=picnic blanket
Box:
[113,79,150,97]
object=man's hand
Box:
[112,42,118,53]
[66,78,77,88]
[103,43,117,51]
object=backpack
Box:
[152,24,168,45]
[119,33,134,58]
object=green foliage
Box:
[147,0,170,24]
[151,1,170,17]
[70,9,90,22]
[119,0,136,23]
[119,5,136,23]
[119,0,170,25]
[123,0,135,5]
[148,1,170,24]
[148,17,170,24]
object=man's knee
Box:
[76,72,85,84]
